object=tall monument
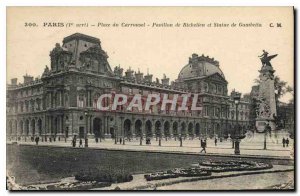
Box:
[255,50,278,132]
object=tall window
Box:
[78,95,85,108]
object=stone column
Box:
[22,121,26,136]
[90,115,94,135]
[169,122,173,138]
[45,116,48,134]
[101,117,105,138]
[151,122,155,138]
[35,119,39,136]
[131,121,135,138]
[86,115,90,136]
[49,116,53,135]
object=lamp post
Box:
[264,130,267,150]
[84,111,88,147]
[230,91,245,155]
[263,122,271,150]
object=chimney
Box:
[11,78,18,86]
[135,70,144,83]
[161,74,170,85]
[125,68,134,79]
[144,74,153,83]
[23,74,34,84]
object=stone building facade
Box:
[7,33,250,141]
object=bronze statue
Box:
[258,50,278,67]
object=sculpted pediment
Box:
[207,73,227,83]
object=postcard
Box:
[6,6,294,191]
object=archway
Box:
[19,120,24,135]
[173,122,178,137]
[25,119,29,136]
[14,120,17,136]
[155,121,162,138]
[93,118,102,138]
[8,121,12,135]
[216,123,220,137]
[54,117,58,135]
[195,123,200,136]
[38,119,42,135]
[164,121,170,138]
[124,119,132,138]
[145,120,152,138]
[31,119,36,136]
[135,119,142,137]
[188,122,194,137]
[180,122,186,136]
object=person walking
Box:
[72,138,76,147]
[35,136,39,145]
[214,138,218,146]
[286,138,289,147]
[200,139,206,153]
[79,139,83,147]
[282,137,286,147]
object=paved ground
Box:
[9,132,293,158]
[91,165,294,190]
[157,171,294,190]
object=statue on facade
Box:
[156,78,160,84]
[114,65,123,77]
[42,65,50,77]
[258,50,278,67]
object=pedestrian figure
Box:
[214,138,217,146]
[72,139,76,147]
[179,136,183,147]
[119,138,122,144]
[79,139,83,147]
[35,137,39,145]
[282,137,286,147]
[85,138,88,147]
[95,138,98,143]
[286,138,289,147]
[200,139,206,153]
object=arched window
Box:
[64,93,69,107]
[78,94,85,108]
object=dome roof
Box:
[178,54,225,80]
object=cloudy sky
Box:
[7,7,294,102]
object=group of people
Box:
[71,137,88,148]
[282,137,290,147]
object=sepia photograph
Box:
[5,6,295,191]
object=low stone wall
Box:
[6,144,293,186]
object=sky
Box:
[7,7,294,102]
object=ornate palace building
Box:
[7,33,250,141]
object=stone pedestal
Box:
[255,62,277,132]
[256,119,276,133]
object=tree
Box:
[254,76,293,105]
